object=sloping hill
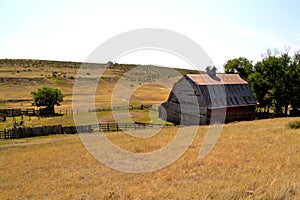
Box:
[0,59,198,109]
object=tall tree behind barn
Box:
[159,67,257,125]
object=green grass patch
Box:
[287,120,300,129]
[47,77,66,85]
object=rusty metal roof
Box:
[186,74,248,85]
[199,84,257,108]
[184,74,257,107]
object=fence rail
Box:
[0,104,158,118]
[98,122,171,132]
[0,125,93,139]
[0,122,173,139]
[88,104,156,113]
[0,108,38,117]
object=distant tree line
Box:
[224,48,300,117]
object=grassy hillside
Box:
[0,118,299,199]
[0,59,197,110]
[0,58,199,130]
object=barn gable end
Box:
[159,73,257,125]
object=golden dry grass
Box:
[0,64,172,110]
[0,117,300,199]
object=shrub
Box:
[287,120,300,129]
[31,87,64,115]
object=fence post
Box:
[107,123,109,132]
[116,123,119,132]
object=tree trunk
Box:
[40,105,55,116]
[47,105,55,115]
[275,104,282,116]
[284,104,288,116]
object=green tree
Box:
[248,68,272,113]
[224,49,300,117]
[289,52,300,116]
[253,55,287,116]
[31,87,64,115]
[224,57,254,81]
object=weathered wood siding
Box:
[159,77,207,125]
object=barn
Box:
[159,67,257,125]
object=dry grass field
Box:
[0,59,182,130]
[1,59,300,199]
[0,117,300,199]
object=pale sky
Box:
[1,0,300,71]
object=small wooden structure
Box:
[159,67,257,125]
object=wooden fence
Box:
[98,122,172,132]
[56,105,155,115]
[0,122,173,139]
[0,125,92,139]
[0,129,8,139]
[88,104,156,113]
[0,108,38,117]
[0,104,157,118]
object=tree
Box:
[225,49,300,117]
[289,52,300,116]
[31,87,64,115]
[224,57,254,81]
[253,55,287,116]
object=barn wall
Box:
[206,105,255,124]
[225,105,256,122]
[159,77,207,125]
[171,77,206,106]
